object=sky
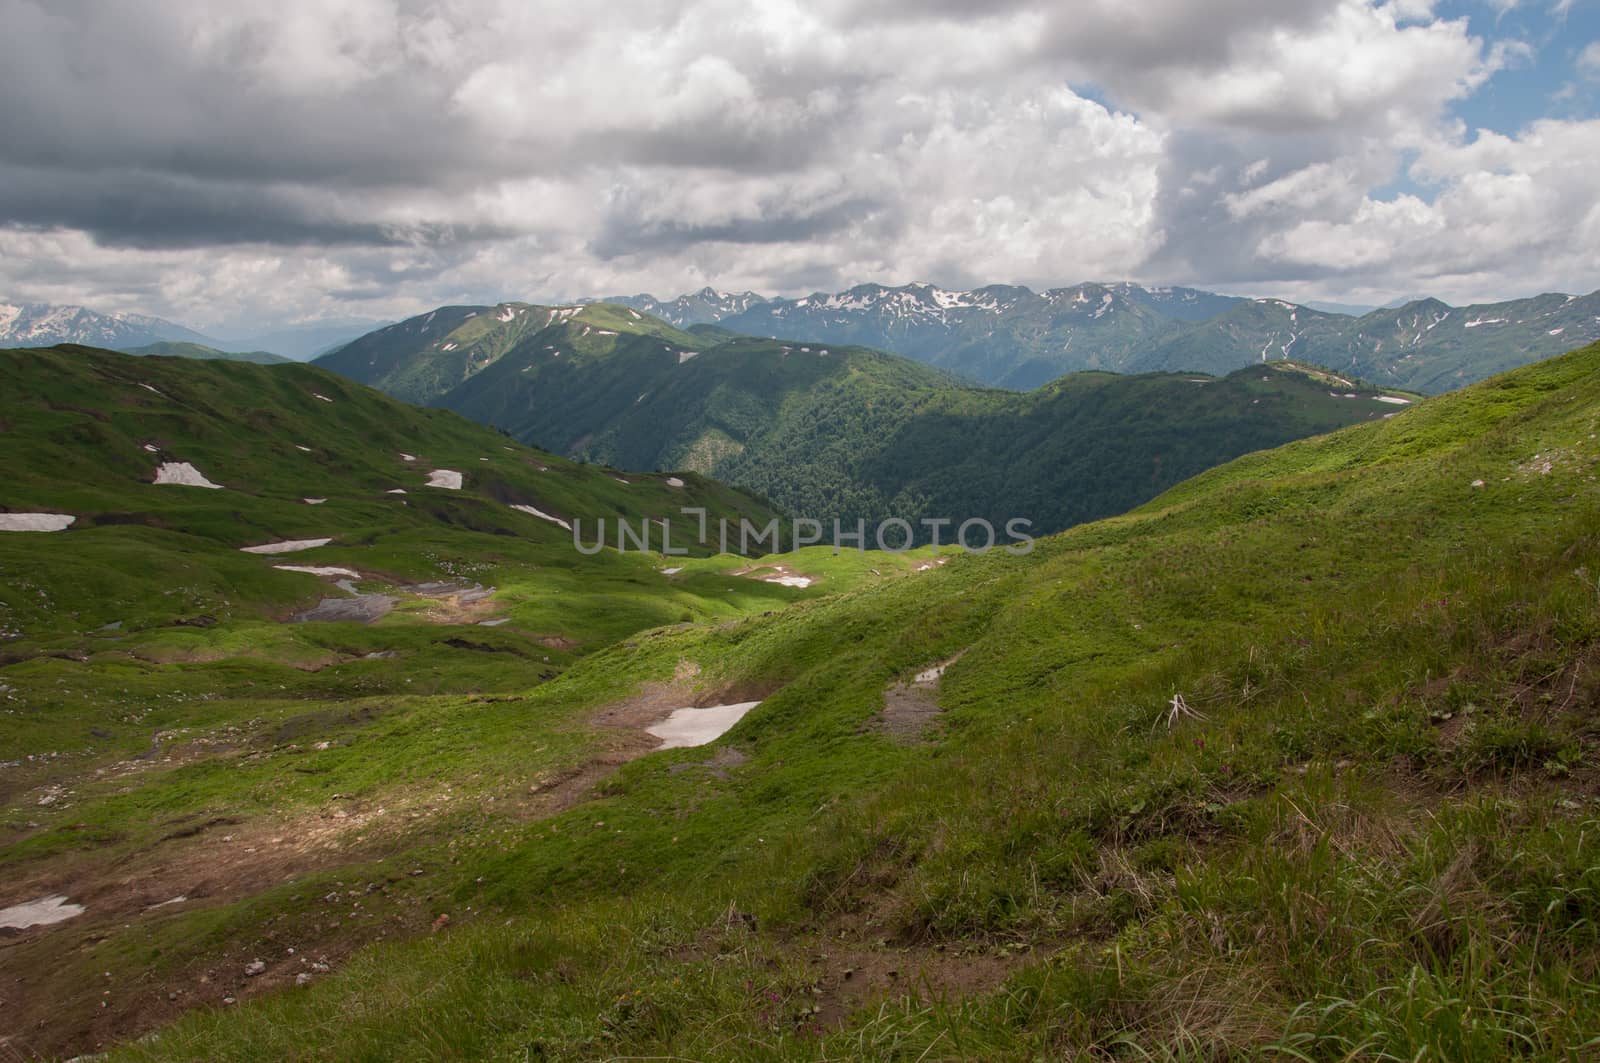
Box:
[0,0,1596,333]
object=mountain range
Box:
[600,283,1600,392]
[0,301,381,361]
[18,281,1597,390]
[0,302,215,351]
[314,301,1415,538]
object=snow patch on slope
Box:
[153,462,223,489]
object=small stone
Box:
[244,960,266,976]
[431,913,451,933]
[295,973,313,987]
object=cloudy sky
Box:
[1,0,1597,332]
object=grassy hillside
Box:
[5,342,1598,1058]
[318,306,1410,539]
[0,345,794,642]
[316,302,702,405]
[123,342,291,365]
[0,346,938,1058]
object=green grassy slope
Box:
[30,341,1591,1059]
[0,344,789,643]
[315,302,702,405]
[123,342,291,365]
[0,346,938,1058]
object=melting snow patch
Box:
[295,445,312,452]
[666,476,686,488]
[1375,395,1412,405]
[510,503,571,531]
[677,350,699,363]
[426,469,463,489]
[0,513,75,532]
[400,453,416,462]
[142,443,159,453]
[478,618,510,627]
[241,538,333,555]
[387,488,408,494]
[154,462,224,489]
[662,567,683,576]
[766,575,813,588]
[0,895,84,929]
[647,702,762,749]
[303,498,326,505]
[613,476,629,485]
[312,392,334,402]
[274,565,361,579]
[138,383,162,396]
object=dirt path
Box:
[0,660,777,1058]
[877,654,963,743]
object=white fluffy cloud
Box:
[0,0,1593,330]
[1580,40,1600,78]
[1257,117,1600,290]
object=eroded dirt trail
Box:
[0,659,777,1058]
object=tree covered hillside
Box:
[317,306,1414,539]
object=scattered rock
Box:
[244,960,266,976]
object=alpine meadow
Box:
[4,2,1600,1061]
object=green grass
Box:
[5,343,1600,1059]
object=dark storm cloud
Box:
[0,0,1591,330]
[0,166,492,250]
